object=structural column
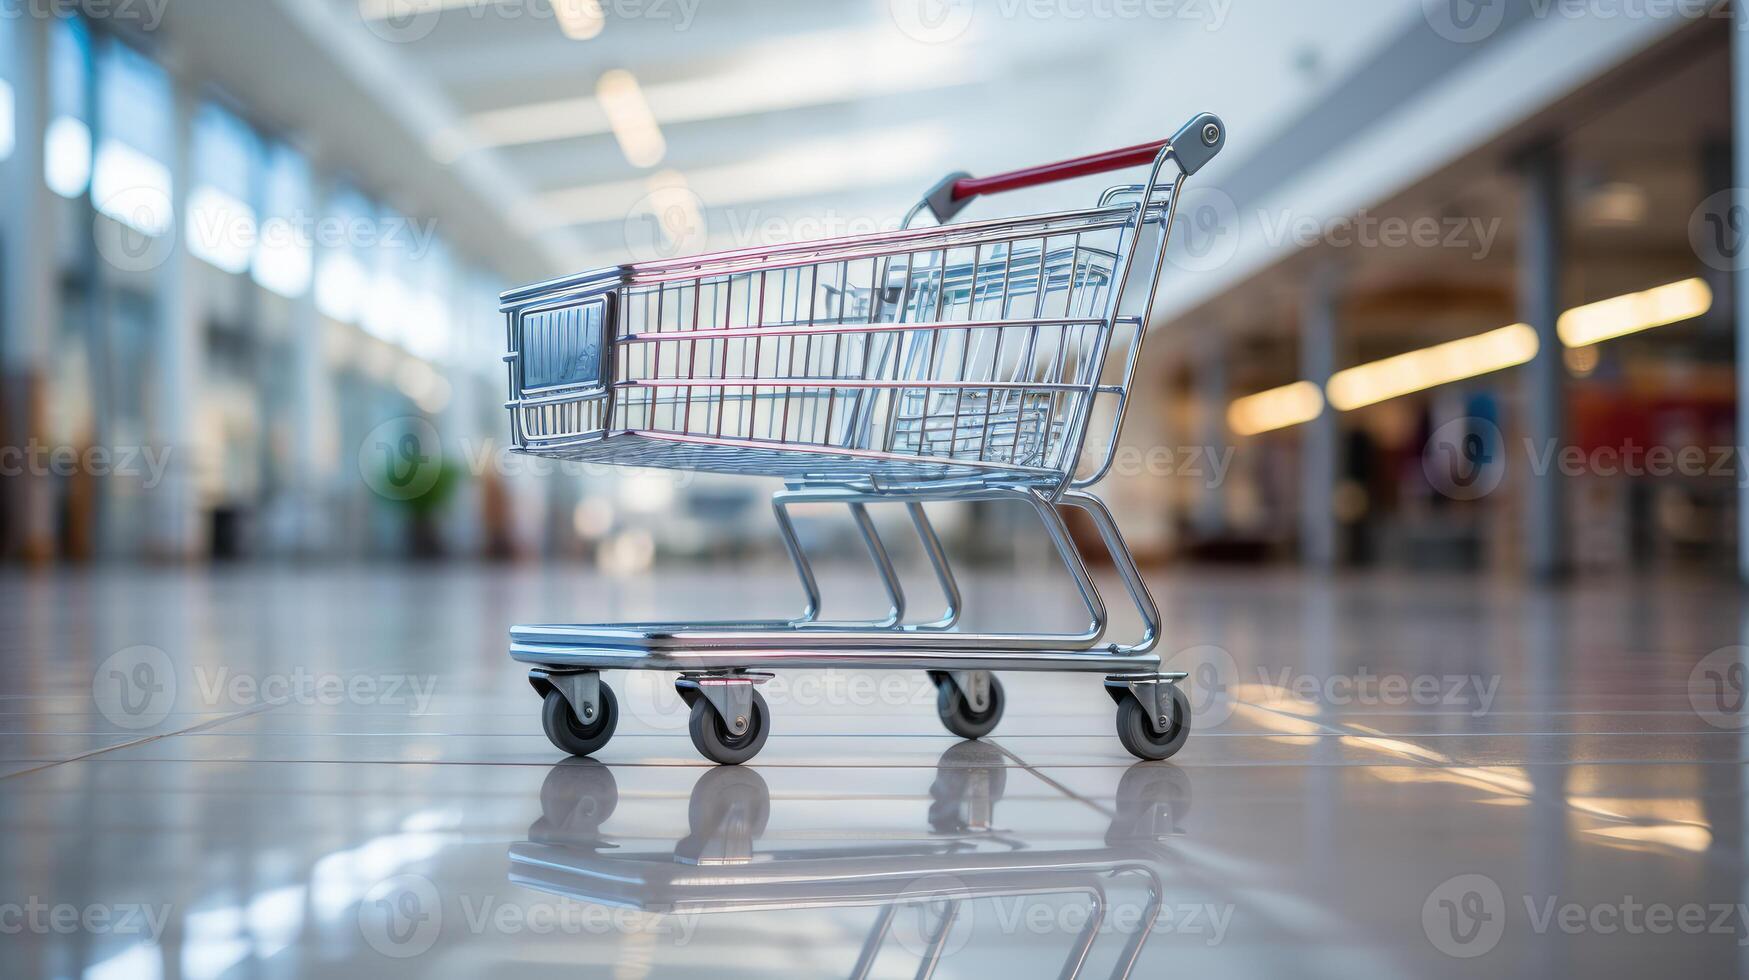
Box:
[0,15,59,561]
[1193,331,1227,538]
[147,73,202,559]
[1735,21,1749,583]
[286,176,332,557]
[1518,143,1565,581]
[1300,261,1340,569]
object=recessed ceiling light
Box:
[597,69,665,168]
[554,0,604,39]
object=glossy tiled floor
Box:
[2,563,1747,978]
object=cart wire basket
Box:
[502,113,1226,764]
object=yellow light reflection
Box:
[1202,676,1715,858]
[1583,824,1712,854]
[1228,702,1326,736]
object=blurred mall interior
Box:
[11,4,1749,979]
[1,0,1740,580]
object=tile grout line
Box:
[985,739,1119,820]
[0,701,286,780]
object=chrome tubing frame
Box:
[504,114,1224,703]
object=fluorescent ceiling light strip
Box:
[1327,323,1538,411]
[1556,277,1712,347]
[441,28,981,155]
[362,0,602,35]
[1229,275,1715,429]
[1228,381,1325,436]
[596,69,664,168]
[519,124,947,231]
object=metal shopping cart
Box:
[502,113,1226,764]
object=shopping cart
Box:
[502,113,1226,764]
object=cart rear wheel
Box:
[1114,685,1190,761]
[688,689,770,766]
[934,672,1005,740]
[540,685,618,758]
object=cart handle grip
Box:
[921,113,1225,224]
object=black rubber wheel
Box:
[934,672,1005,740]
[540,685,618,758]
[687,689,770,765]
[1115,685,1191,761]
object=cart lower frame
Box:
[516,484,1191,764]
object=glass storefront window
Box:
[253,143,313,298]
[402,238,452,363]
[44,18,92,198]
[0,79,14,162]
[92,39,171,234]
[361,204,409,345]
[314,185,371,324]
[187,102,259,274]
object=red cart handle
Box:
[921,113,1225,224]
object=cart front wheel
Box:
[688,689,771,766]
[540,685,619,757]
[934,672,1005,740]
[1115,685,1190,761]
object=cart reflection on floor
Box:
[508,745,1193,978]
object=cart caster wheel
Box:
[540,685,618,758]
[934,672,1005,740]
[688,689,770,766]
[1115,685,1190,762]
